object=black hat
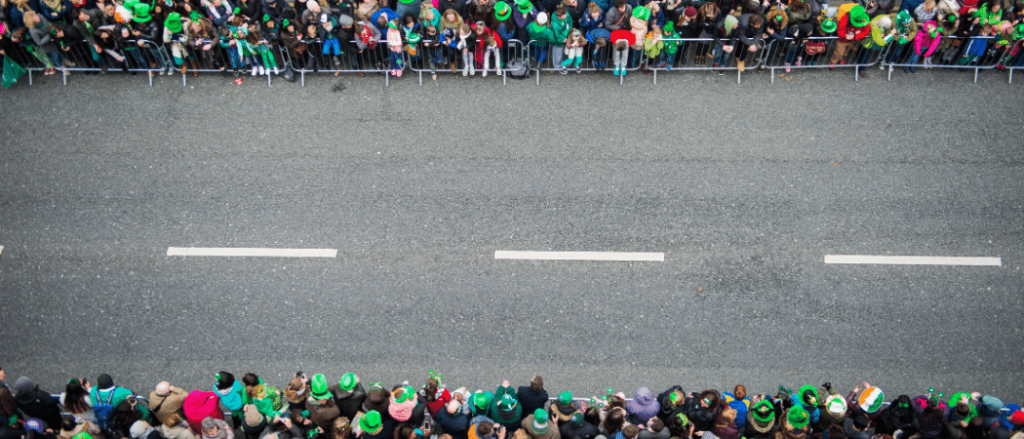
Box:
[98,374,114,389]
[216,372,235,390]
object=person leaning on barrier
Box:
[830,4,870,69]
[732,12,761,71]
[14,377,63,431]
[434,393,471,439]
[59,415,104,439]
[158,414,197,439]
[147,383,189,426]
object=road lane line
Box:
[824,255,1001,266]
[495,251,664,262]
[167,247,337,258]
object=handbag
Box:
[805,41,825,55]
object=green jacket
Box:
[551,14,572,45]
[527,22,556,45]
[91,387,152,420]
[662,30,680,53]
[863,14,894,48]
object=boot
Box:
[189,58,199,77]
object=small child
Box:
[219,26,241,75]
[422,25,442,79]
[473,21,502,77]
[906,20,940,73]
[585,27,610,70]
[642,25,663,74]
[456,22,476,76]
[958,24,994,66]
[386,19,403,76]
[660,21,679,69]
[250,24,279,75]
[561,28,586,73]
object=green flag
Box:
[2,55,27,89]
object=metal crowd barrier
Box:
[646,37,764,85]
[526,38,644,86]
[287,38,394,87]
[759,36,891,82]
[407,39,524,87]
[881,35,1004,83]
[1008,40,1024,84]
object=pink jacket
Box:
[387,27,403,51]
[914,20,940,57]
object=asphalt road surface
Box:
[1,68,1022,402]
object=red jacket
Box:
[183,391,223,434]
[474,27,503,61]
[610,28,635,46]
[423,388,451,417]
[837,15,870,43]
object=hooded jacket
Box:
[330,383,367,420]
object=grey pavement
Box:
[0,68,1022,402]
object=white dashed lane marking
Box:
[824,255,1001,266]
[495,251,664,262]
[166,247,338,258]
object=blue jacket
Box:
[435,409,471,439]
[585,28,610,45]
[579,11,603,35]
[723,393,749,430]
[371,8,399,28]
[964,35,992,57]
[496,21,516,41]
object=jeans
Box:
[906,52,920,66]
[550,45,563,67]
[323,38,341,56]
[712,43,732,67]
[662,50,676,66]
[627,46,641,68]
[855,46,879,69]
[530,44,549,66]
[592,45,607,66]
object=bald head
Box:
[155,382,171,396]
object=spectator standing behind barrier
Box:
[722,386,749,431]
[517,377,549,420]
[61,379,96,425]
[159,414,197,439]
[435,396,470,439]
[489,382,523,433]
[527,11,553,65]
[608,27,632,74]
[12,377,60,431]
[550,7,571,68]
[830,4,869,68]
[148,383,188,426]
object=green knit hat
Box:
[73,434,92,439]
[821,18,837,33]
[310,374,330,399]
[849,4,869,27]
[532,409,549,435]
[339,373,357,391]
[495,1,512,20]
[663,21,674,34]
[799,385,819,407]
[360,410,383,435]
[896,10,912,28]
[558,392,573,406]
[164,12,183,33]
[751,400,775,423]
[516,0,531,13]
[569,413,584,428]
[632,5,649,21]
[388,20,398,29]
[132,3,152,22]
[788,406,810,429]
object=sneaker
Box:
[576,65,581,73]
[613,66,620,75]
[718,69,724,75]
[470,65,475,75]
[910,67,916,73]
[829,62,836,70]
[712,63,718,74]
[64,60,76,67]
[903,67,909,73]
[260,66,267,75]
[497,69,503,76]
[273,67,279,75]
[252,68,257,76]
[839,60,846,65]
[785,62,791,73]
[796,57,802,67]
[656,62,666,68]
[737,60,745,72]
[462,68,467,76]
[560,66,568,74]
[621,68,626,76]
[396,69,402,77]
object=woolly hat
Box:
[495,1,512,20]
[311,374,330,399]
[164,12,183,33]
[338,14,354,26]
[133,4,152,22]
[364,384,390,414]
[244,405,264,427]
[495,394,521,421]
[825,394,847,415]
[536,11,548,24]
[73,434,93,439]
[569,413,584,428]
[129,421,151,439]
[632,5,649,21]
[825,6,838,17]
[98,374,115,390]
[13,377,35,394]
[201,418,218,432]
[663,21,675,33]
[723,15,738,33]
[858,387,885,414]
[531,409,550,435]
[787,407,810,429]
[472,393,491,416]
[978,396,1004,427]
[516,0,532,13]
[849,5,869,27]
[626,387,661,421]
[389,386,417,422]
[684,6,697,17]
[360,411,383,435]
[387,20,398,28]
[821,18,837,33]
[557,392,573,406]
[25,419,46,434]
[798,386,818,407]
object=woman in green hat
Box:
[162,11,193,74]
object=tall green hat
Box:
[73,434,93,439]
[498,394,517,411]
[558,392,573,406]
[751,400,775,423]
[799,385,819,407]
[516,0,531,14]
[821,18,837,33]
[133,3,152,22]
[164,12,183,33]
[339,373,358,391]
[360,410,383,435]
[472,393,490,413]
[663,21,674,33]
[310,374,330,399]
[849,4,869,27]
[632,5,649,21]
[495,1,512,20]
[788,406,810,429]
